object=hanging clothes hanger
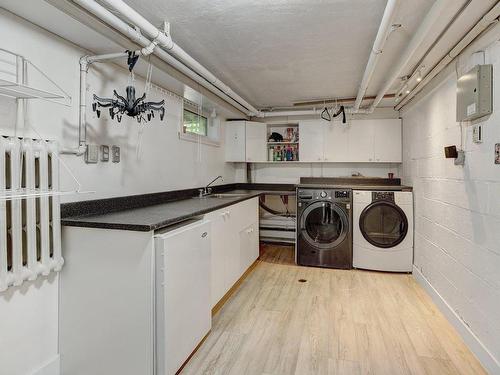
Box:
[321,107,331,121]
[320,100,331,121]
[332,105,346,124]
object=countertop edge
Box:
[61,192,265,232]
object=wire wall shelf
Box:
[0,48,71,105]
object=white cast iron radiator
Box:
[0,136,63,292]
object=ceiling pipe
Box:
[368,0,454,112]
[97,0,261,116]
[293,94,395,108]
[259,107,372,118]
[72,0,256,116]
[353,0,399,112]
[395,2,500,110]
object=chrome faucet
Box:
[199,175,223,197]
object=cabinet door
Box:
[239,222,259,276]
[161,220,211,375]
[373,119,402,162]
[206,210,230,307]
[225,121,246,162]
[223,206,242,290]
[245,121,267,162]
[299,120,325,162]
[348,120,375,162]
[323,121,350,162]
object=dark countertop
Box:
[61,187,295,232]
[61,181,410,232]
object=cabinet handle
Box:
[201,232,208,238]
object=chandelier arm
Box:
[132,93,147,109]
[145,99,165,106]
[148,104,165,110]
[93,94,117,104]
[113,90,128,105]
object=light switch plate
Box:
[472,124,483,143]
[112,145,120,163]
[101,145,109,162]
[85,144,99,164]
[495,143,500,164]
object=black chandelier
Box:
[92,51,165,124]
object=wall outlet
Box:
[112,145,120,163]
[101,145,109,162]
[85,144,99,164]
[495,143,500,164]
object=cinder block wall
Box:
[402,38,500,373]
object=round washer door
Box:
[359,201,408,248]
[300,201,349,249]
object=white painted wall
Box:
[249,162,400,184]
[0,10,242,375]
[401,34,500,373]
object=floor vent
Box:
[0,136,63,292]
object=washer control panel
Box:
[297,189,352,203]
[335,190,350,199]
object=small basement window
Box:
[180,100,220,146]
[183,109,208,136]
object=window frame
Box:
[179,101,220,147]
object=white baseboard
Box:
[413,266,500,375]
[30,355,60,375]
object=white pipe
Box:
[369,0,452,112]
[353,0,399,111]
[260,109,321,117]
[97,0,261,116]
[72,0,256,116]
[395,2,500,110]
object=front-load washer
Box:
[296,188,352,269]
[353,190,413,272]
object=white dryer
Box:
[353,190,413,272]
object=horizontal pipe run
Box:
[395,2,500,110]
[72,0,256,116]
[369,0,452,112]
[98,0,260,116]
[353,0,399,111]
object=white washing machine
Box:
[353,190,413,272]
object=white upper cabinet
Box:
[225,121,246,162]
[324,121,350,162]
[245,121,267,162]
[347,120,375,162]
[300,118,402,163]
[298,119,324,162]
[224,121,266,162]
[373,119,402,162]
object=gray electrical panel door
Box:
[456,64,492,122]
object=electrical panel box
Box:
[456,64,492,122]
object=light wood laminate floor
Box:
[182,245,486,375]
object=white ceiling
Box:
[122,0,436,108]
[1,0,498,113]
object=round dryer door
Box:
[359,201,408,248]
[300,201,348,249]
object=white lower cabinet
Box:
[239,222,259,276]
[155,220,211,375]
[207,197,259,308]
